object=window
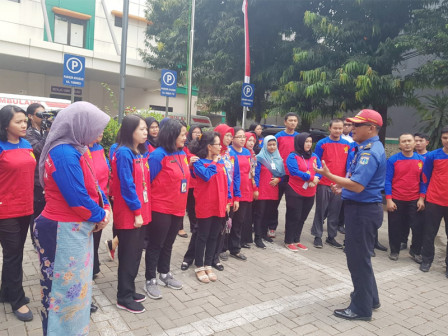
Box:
[8,0,21,2]
[114,16,122,28]
[54,15,86,48]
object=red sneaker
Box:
[285,244,298,251]
[105,240,115,261]
[296,243,308,251]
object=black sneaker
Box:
[420,262,431,272]
[338,226,346,234]
[314,237,323,248]
[255,239,266,249]
[409,250,422,264]
[133,293,146,302]
[374,241,388,252]
[263,236,274,243]
[388,253,399,261]
[326,237,343,249]
[400,242,407,251]
[116,300,146,314]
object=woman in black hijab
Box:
[283,133,322,252]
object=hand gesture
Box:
[134,214,144,228]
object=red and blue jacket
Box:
[0,139,36,219]
[422,148,448,207]
[275,130,298,175]
[184,146,197,189]
[385,152,425,201]
[230,146,253,202]
[149,147,190,216]
[254,161,279,201]
[145,140,157,154]
[314,137,351,186]
[42,144,109,223]
[193,159,231,218]
[111,146,151,229]
[89,143,110,197]
[287,153,322,197]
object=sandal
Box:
[204,266,217,282]
[195,267,210,283]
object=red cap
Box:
[346,109,383,127]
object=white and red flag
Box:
[242,0,250,84]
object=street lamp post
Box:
[186,0,196,126]
[118,0,129,123]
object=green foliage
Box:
[415,93,448,150]
[102,118,120,156]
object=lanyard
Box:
[301,155,310,172]
[172,153,186,178]
[136,154,147,191]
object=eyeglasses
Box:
[234,135,246,139]
[149,126,159,130]
[211,143,222,146]
[353,123,372,128]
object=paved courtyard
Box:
[1,200,448,336]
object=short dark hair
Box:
[414,132,429,141]
[0,105,26,142]
[188,131,220,159]
[284,112,299,121]
[399,133,414,141]
[441,126,448,135]
[158,119,184,153]
[329,119,344,127]
[233,126,244,135]
[248,123,261,132]
[26,103,44,116]
[117,114,147,155]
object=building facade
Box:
[0,0,197,116]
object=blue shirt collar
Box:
[356,135,379,148]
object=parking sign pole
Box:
[242,106,247,129]
[70,88,75,103]
[165,96,169,118]
[118,0,130,124]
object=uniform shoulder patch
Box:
[359,156,370,165]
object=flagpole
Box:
[186,0,196,127]
[242,0,250,129]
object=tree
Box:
[271,0,425,139]
[415,94,448,150]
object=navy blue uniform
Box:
[342,135,386,317]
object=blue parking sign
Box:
[161,69,177,97]
[63,54,85,87]
[241,83,254,107]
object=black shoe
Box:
[255,239,266,249]
[326,237,343,249]
[338,226,346,234]
[400,242,407,251]
[420,262,431,272]
[263,236,274,243]
[13,307,33,321]
[181,262,190,271]
[409,250,422,264]
[230,252,247,261]
[212,263,224,271]
[90,303,98,314]
[375,241,388,252]
[388,253,399,261]
[116,300,145,314]
[314,237,323,248]
[133,293,146,302]
[334,308,371,321]
[241,243,251,249]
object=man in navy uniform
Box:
[315,109,386,321]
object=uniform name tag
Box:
[180,179,187,193]
[143,190,149,203]
[271,162,276,170]
[303,182,309,190]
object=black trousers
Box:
[270,176,288,231]
[254,199,277,240]
[344,201,382,317]
[421,202,448,266]
[29,185,46,246]
[184,188,197,232]
[195,217,224,267]
[183,222,199,265]
[116,227,145,303]
[213,211,232,264]
[145,211,182,280]
[93,229,103,276]
[228,201,251,254]
[284,185,314,244]
[241,201,253,244]
[0,215,30,310]
[387,199,419,254]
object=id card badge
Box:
[180,179,188,193]
[143,189,149,203]
[302,182,309,190]
[271,162,276,170]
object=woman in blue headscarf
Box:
[253,135,285,248]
